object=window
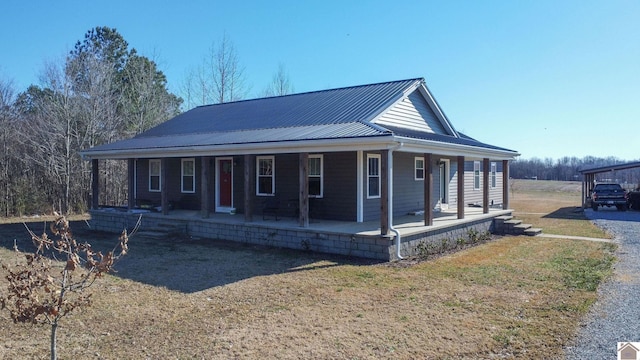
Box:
[367,154,381,198]
[149,159,161,192]
[415,157,424,180]
[491,162,497,189]
[181,158,195,193]
[473,161,481,190]
[309,155,323,197]
[257,156,275,195]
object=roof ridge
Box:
[193,77,424,109]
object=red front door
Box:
[219,159,232,207]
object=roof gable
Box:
[373,87,451,135]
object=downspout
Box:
[388,142,404,260]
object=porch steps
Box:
[493,215,542,236]
[136,222,188,240]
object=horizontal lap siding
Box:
[249,153,357,221]
[375,91,447,134]
[135,158,202,209]
[392,153,425,215]
[323,152,357,221]
[463,161,503,207]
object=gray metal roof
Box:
[136,78,420,138]
[82,77,518,159]
[86,122,390,152]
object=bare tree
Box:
[181,33,248,106]
[0,215,131,360]
[0,76,16,216]
[263,63,294,97]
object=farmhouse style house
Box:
[81,78,519,260]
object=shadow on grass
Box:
[0,220,380,294]
[542,207,589,220]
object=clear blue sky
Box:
[1,0,638,161]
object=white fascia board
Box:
[81,136,400,160]
[395,136,520,160]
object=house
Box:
[619,342,640,360]
[81,78,519,260]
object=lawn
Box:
[0,180,616,359]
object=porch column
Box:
[201,156,211,218]
[91,159,99,210]
[244,154,254,222]
[161,158,169,215]
[424,153,433,226]
[299,152,309,227]
[457,156,465,219]
[503,160,510,210]
[380,150,389,235]
[127,159,135,210]
[483,158,490,214]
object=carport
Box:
[579,161,640,208]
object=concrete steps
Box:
[136,221,188,240]
[493,215,542,236]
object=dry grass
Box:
[0,180,617,359]
[510,179,610,238]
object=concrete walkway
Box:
[534,233,614,243]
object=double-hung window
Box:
[149,159,161,192]
[257,156,275,195]
[491,162,497,189]
[367,154,381,198]
[181,158,195,193]
[473,161,481,190]
[308,155,323,197]
[415,157,425,180]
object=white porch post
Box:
[483,158,490,214]
[457,156,465,219]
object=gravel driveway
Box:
[564,208,640,359]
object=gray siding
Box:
[135,158,202,210]
[247,152,358,221]
[392,153,426,215]
[463,161,504,207]
[374,90,448,134]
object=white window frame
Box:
[473,161,481,190]
[491,162,497,189]
[149,159,161,192]
[181,158,196,193]
[256,155,275,196]
[415,157,425,181]
[308,154,323,198]
[367,154,381,199]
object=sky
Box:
[1,0,638,161]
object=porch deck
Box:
[90,207,512,261]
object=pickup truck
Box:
[590,183,628,211]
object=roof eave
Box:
[80,136,399,160]
[394,136,520,160]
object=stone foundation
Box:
[89,210,502,261]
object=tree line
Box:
[0,26,294,217]
[510,156,640,186]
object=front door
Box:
[216,158,233,211]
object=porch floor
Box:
[122,206,512,238]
